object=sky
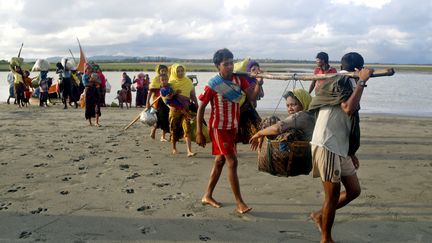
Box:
[0,0,431,64]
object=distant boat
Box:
[76,38,86,73]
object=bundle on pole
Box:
[236,68,395,81]
[123,96,161,131]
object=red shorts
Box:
[209,128,237,155]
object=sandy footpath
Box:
[0,103,431,242]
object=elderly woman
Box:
[168,64,198,156]
[249,88,315,150]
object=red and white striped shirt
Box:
[199,75,249,130]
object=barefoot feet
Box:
[201,197,222,208]
[187,152,197,157]
[236,202,252,214]
[310,211,323,233]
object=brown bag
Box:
[257,131,312,177]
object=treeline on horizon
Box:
[0,58,431,73]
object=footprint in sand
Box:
[153,182,170,188]
[78,165,87,170]
[125,188,135,194]
[182,213,194,217]
[19,231,32,239]
[0,202,12,210]
[137,205,152,211]
[7,186,26,193]
[119,164,130,170]
[30,207,48,214]
[34,163,48,168]
[127,173,140,180]
[199,235,211,241]
[60,190,69,195]
[25,173,34,179]
[163,192,185,201]
[62,177,72,182]
[149,171,162,176]
[140,226,156,235]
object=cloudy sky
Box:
[0,0,431,64]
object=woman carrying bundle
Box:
[236,59,264,144]
[168,64,198,156]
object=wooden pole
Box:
[236,68,395,81]
[69,49,77,63]
[17,43,24,57]
[123,96,161,131]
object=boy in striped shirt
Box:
[196,48,263,214]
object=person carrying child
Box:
[167,64,198,156]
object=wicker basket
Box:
[258,136,312,177]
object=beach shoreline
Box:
[0,103,431,242]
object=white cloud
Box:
[330,0,391,8]
[0,0,430,64]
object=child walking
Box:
[195,48,263,214]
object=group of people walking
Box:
[5,48,374,243]
[192,49,372,243]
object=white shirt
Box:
[7,72,14,85]
[310,106,352,157]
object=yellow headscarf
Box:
[292,88,312,111]
[168,63,193,98]
[234,58,251,106]
[234,58,250,73]
[149,65,163,90]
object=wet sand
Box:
[0,103,431,242]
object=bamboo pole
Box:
[69,49,78,64]
[17,43,24,57]
[123,96,161,131]
[236,68,395,81]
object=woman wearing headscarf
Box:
[249,88,315,149]
[133,72,148,108]
[84,66,102,127]
[236,59,263,144]
[121,72,132,108]
[147,65,170,141]
[168,63,198,156]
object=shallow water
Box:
[1,71,431,117]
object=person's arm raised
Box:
[341,68,373,116]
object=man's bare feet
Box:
[95,123,101,127]
[201,197,222,208]
[310,211,323,233]
[172,149,178,154]
[150,129,156,139]
[236,202,252,214]
[160,137,168,142]
[187,152,197,157]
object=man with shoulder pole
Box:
[308,52,373,243]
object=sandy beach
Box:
[0,103,431,242]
